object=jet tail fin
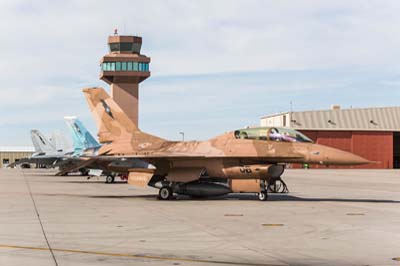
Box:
[82,87,165,144]
[64,116,100,154]
[30,130,56,153]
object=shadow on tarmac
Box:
[71,194,400,203]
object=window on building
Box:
[133,62,138,71]
[127,62,133,71]
[121,62,127,71]
[109,43,120,52]
[115,62,121,71]
[132,43,141,53]
[120,42,133,52]
[3,159,9,164]
[283,115,287,127]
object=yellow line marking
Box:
[0,244,273,266]
[262,224,284,227]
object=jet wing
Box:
[55,158,97,176]
[14,157,60,166]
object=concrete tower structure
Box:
[100,34,150,125]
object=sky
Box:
[1,0,400,146]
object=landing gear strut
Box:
[267,178,289,193]
[158,186,173,200]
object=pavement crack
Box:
[20,169,59,266]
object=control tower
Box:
[100,33,150,125]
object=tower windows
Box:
[101,62,149,72]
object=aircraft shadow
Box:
[37,192,400,203]
[56,181,127,184]
[268,194,400,203]
[87,194,400,203]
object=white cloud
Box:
[1,0,400,144]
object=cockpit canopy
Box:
[234,127,313,143]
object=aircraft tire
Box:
[158,186,172,200]
[258,191,268,201]
[106,175,115,184]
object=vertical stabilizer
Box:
[30,130,56,153]
[64,116,100,154]
[82,87,165,144]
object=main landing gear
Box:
[257,180,269,201]
[257,190,268,201]
[158,186,173,200]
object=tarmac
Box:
[0,168,399,266]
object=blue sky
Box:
[1,0,400,146]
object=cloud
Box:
[1,0,400,144]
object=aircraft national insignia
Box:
[100,99,114,119]
[73,123,82,135]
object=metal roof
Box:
[262,106,400,131]
[0,147,35,152]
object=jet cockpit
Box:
[234,127,313,143]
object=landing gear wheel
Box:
[79,168,89,176]
[158,187,173,200]
[258,191,268,201]
[105,175,115,184]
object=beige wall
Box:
[0,152,33,168]
[260,114,290,127]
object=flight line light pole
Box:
[179,132,185,141]
[99,30,151,126]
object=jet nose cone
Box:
[310,145,371,166]
[333,151,371,165]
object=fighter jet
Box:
[11,129,68,168]
[80,87,370,201]
[14,119,99,174]
[56,116,150,182]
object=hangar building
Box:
[260,105,400,169]
[0,147,34,168]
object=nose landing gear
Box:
[267,178,289,193]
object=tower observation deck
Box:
[100,34,150,126]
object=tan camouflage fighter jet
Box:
[81,87,371,201]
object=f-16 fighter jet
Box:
[81,87,370,201]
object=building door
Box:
[2,158,9,168]
[393,133,400,169]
